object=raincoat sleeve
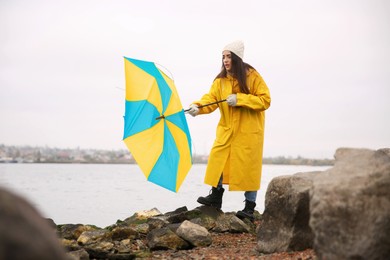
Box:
[192,79,220,114]
[236,71,271,111]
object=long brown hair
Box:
[215,52,255,94]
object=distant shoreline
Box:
[0,159,334,167]
[0,144,334,166]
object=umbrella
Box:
[123,57,192,192]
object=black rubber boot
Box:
[197,187,225,209]
[236,200,256,221]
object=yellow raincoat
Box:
[193,68,270,191]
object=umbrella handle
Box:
[156,99,226,120]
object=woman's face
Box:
[222,50,232,72]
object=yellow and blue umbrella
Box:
[123,57,192,192]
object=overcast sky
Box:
[1,0,389,159]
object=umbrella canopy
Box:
[123,57,192,192]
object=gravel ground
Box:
[142,228,316,259]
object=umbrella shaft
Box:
[183,99,226,112]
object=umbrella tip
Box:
[156,115,165,120]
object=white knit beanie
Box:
[223,40,245,60]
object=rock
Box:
[187,206,222,230]
[114,238,147,256]
[61,238,81,251]
[46,218,57,228]
[0,187,69,260]
[67,248,89,260]
[195,205,224,218]
[109,226,139,241]
[136,208,162,218]
[118,208,162,226]
[191,216,217,231]
[83,241,117,259]
[257,172,318,253]
[77,229,108,245]
[133,223,149,234]
[310,148,390,259]
[225,213,251,233]
[176,220,212,247]
[214,212,251,233]
[147,227,190,250]
[58,224,97,240]
[166,206,190,223]
[147,216,169,231]
[116,239,132,253]
[167,223,181,233]
[212,214,230,233]
[107,253,136,259]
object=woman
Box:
[187,40,271,221]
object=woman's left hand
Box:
[226,94,237,106]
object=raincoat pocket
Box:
[239,110,262,133]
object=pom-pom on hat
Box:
[223,40,245,60]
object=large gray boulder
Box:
[176,220,212,247]
[0,187,69,260]
[257,172,319,253]
[310,148,390,259]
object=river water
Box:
[0,163,330,227]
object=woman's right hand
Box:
[187,104,199,117]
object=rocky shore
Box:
[57,206,262,259]
[0,147,389,260]
[55,206,317,259]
